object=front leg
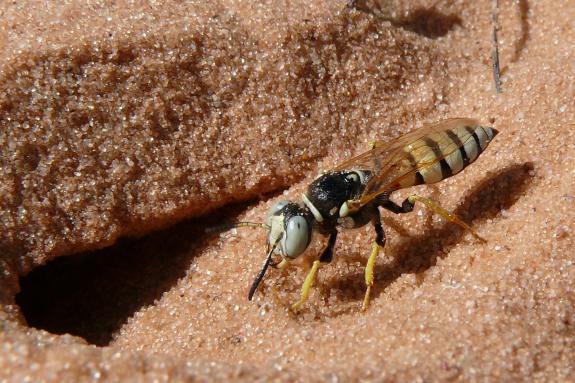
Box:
[292,231,338,310]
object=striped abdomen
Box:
[397,123,498,189]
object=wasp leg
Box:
[382,195,486,243]
[362,214,386,311]
[292,260,321,310]
[292,231,337,310]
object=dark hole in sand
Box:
[16,204,250,346]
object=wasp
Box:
[243,118,498,310]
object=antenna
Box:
[248,237,281,300]
[205,221,269,234]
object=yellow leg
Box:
[362,241,380,311]
[408,195,486,243]
[292,260,321,310]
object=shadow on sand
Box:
[323,162,534,315]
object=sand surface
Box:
[1,0,574,381]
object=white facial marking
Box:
[267,214,285,255]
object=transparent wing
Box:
[333,118,481,207]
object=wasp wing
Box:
[333,118,482,207]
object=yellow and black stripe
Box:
[400,123,498,188]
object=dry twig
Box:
[491,0,503,93]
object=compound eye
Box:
[282,216,311,258]
[267,200,289,218]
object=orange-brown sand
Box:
[1,0,574,381]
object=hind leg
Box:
[382,195,486,243]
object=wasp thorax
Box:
[302,171,368,224]
[266,201,312,259]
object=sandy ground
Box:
[1,0,574,381]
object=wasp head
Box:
[248,200,313,300]
[266,200,313,260]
